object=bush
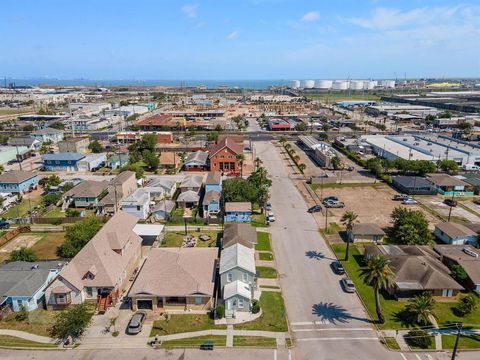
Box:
[15,305,28,321]
[51,218,62,225]
[251,300,260,314]
[49,303,94,340]
[450,264,468,282]
[65,208,80,217]
[455,294,478,317]
[215,305,225,319]
[57,217,103,258]
[10,247,38,262]
[42,193,61,206]
[405,329,432,349]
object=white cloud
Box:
[181,4,198,18]
[226,30,239,40]
[301,11,320,22]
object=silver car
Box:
[341,277,356,293]
[127,311,146,334]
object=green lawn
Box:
[383,337,400,350]
[256,266,278,279]
[29,232,66,259]
[259,252,274,261]
[0,309,56,337]
[0,335,56,349]
[251,213,268,227]
[405,334,435,350]
[331,243,480,330]
[260,285,280,290]
[159,335,226,348]
[235,292,288,332]
[150,314,226,336]
[255,232,272,251]
[310,182,381,191]
[43,208,65,217]
[442,334,480,349]
[233,336,277,347]
[3,196,43,219]
[161,231,218,248]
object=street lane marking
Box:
[415,355,422,360]
[296,337,378,342]
[293,328,374,332]
[400,354,407,360]
[291,321,314,326]
[274,349,277,360]
[315,320,330,325]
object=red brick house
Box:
[209,137,243,175]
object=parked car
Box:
[307,205,322,213]
[402,198,418,205]
[267,211,276,222]
[331,261,345,275]
[0,219,10,230]
[347,166,354,172]
[341,277,356,293]
[444,199,458,207]
[127,311,146,335]
[473,200,480,206]
[324,200,345,208]
[323,196,338,203]
[393,194,409,201]
[265,202,272,211]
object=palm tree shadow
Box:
[305,250,335,261]
[312,302,372,325]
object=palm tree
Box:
[236,154,246,178]
[298,163,306,174]
[405,292,437,326]
[331,156,342,170]
[284,143,292,152]
[360,255,394,324]
[254,157,262,170]
[279,135,287,146]
[293,155,301,163]
[340,210,358,261]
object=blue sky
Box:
[1,0,479,79]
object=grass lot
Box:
[159,335,226,348]
[0,309,55,337]
[150,314,226,336]
[235,292,288,332]
[165,208,204,226]
[161,231,218,248]
[383,336,400,350]
[0,108,33,115]
[43,208,65,217]
[256,266,278,279]
[405,335,436,350]
[0,335,56,349]
[320,222,342,236]
[331,243,480,330]
[233,336,277,347]
[3,196,43,218]
[255,232,271,251]
[251,213,268,227]
[442,334,480,349]
[259,252,274,261]
[29,232,65,259]
[260,285,280,290]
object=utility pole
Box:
[451,323,462,360]
[15,145,23,171]
[447,192,456,222]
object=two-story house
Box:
[203,172,222,219]
[121,188,150,220]
[219,243,256,315]
[31,128,64,143]
[208,137,243,175]
[62,180,109,209]
[0,171,39,194]
[98,171,138,215]
[45,211,142,311]
[58,137,90,154]
[42,152,85,171]
[224,202,252,223]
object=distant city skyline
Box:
[2,0,480,79]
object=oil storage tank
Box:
[314,80,333,89]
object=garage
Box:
[136,300,153,310]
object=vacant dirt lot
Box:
[313,184,438,229]
[0,234,43,253]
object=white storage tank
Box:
[314,80,333,89]
[289,80,301,89]
[363,81,375,90]
[301,80,315,89]
[333,80,349,90]
[382,80,396,88]
[350,80,364,90]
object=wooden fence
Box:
[0,226,31,247]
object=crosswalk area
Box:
[290,321,378,342]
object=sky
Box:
[1,0,480,80]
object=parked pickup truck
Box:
[393,194,409,201]
[324,200,345,208]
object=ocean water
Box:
[4,78,290,89]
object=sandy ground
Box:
[0,234,43,253]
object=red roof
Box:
[209,136,243,156]
[136,114,173,126]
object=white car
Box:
[402,198,418,205]
[267,212,276,222]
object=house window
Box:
[243,273,248,282]
[86,287,93,297]
[227,273,233,282]
[238,298,244,308]
[137,206,141,211]
[442,289,453,297]
[194,297,202,305]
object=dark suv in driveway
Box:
[307,205,322,213]
[444,199,457,207]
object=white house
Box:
[434,222,478,246]
[121,188,150,220]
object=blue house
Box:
[225,202,252,223]
[0,171,39,194]
[0,261,65,312]
[42,152,85,171]
[30,128,64,143]
[205,171,222,193]
[203,190,221,219]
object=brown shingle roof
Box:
[159,152,178,166]
[63,180,108,199]
[205,171,222,185]
[427,174,469,187]
[129,248,217,297]
[223,223,257,249]
[434,245,480,284]
[435,222,477,238]
[225,202,251,212]
[136,114,173,127]
[0,171,37,184]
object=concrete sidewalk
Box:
[0,329,54,344]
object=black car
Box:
[444,199,458,207]
[347,166,354,172]
[331,261,345,275]
[0,220,10,230]
[307,205,322,213]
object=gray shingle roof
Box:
[0,171,37,184]
[222,223,257,249]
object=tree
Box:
[254,157,262,170]
[424,114,436,125]
[57,217,103,258]
[142,150,159,171]
[247,167,272,208]
[88,140,104,153]
[140,133,157,152]
[10,247,38,262]
[207,131,219,142]
[39,174,61,189]
[458,122,473,134]
[222,178,259,203]
[390,207,432,245]
[49,303,94,341]
[450,264,468,283]
[22,124,34,132]
[404,292,437,326]
[360,255,394,324]
[455,294,478,316]
[366,158,383,177]
[49,122,65,130]
[438,111,453,119]
[438,159,459,174]
[65,208,80,217]
[341,210,358,261]
[298,163,306,174]
[279,136,287,146]
[295,122,308,131]
[42,193,61,206]
[120,163,144,179]
[331,156,342,170]
[236,153,246,178]
[405,329,433,349]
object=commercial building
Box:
[366,104,438,117]
[209,137,243,175]
[298,135,339,168]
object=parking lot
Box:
[313,184,438,229]
[421,196,480,223]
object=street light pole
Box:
[451,323,462,360]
